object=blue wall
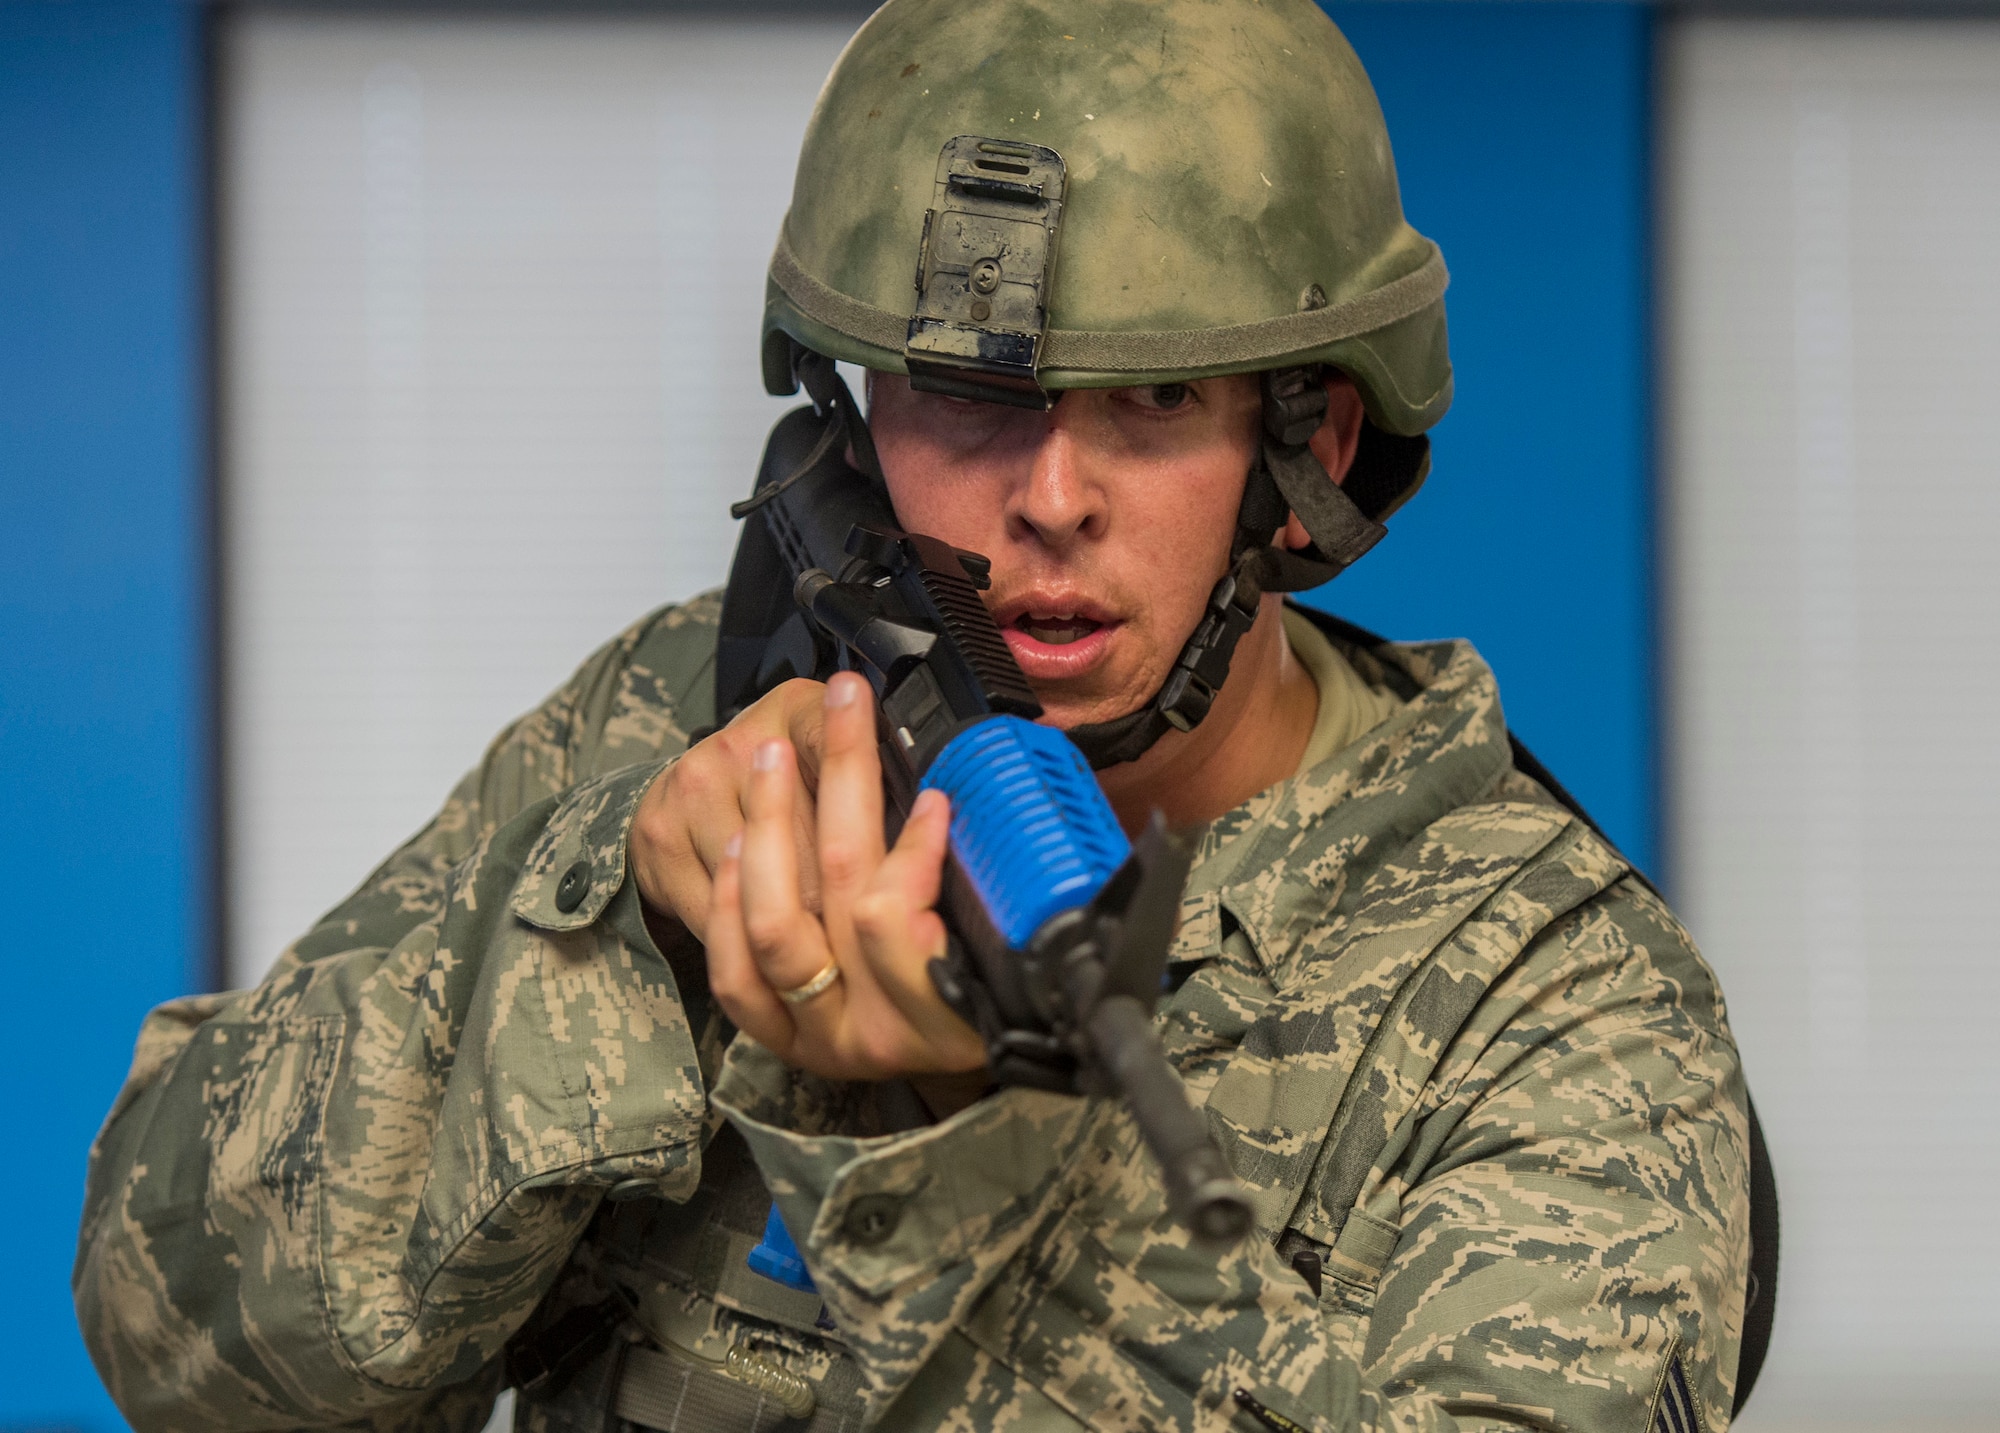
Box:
[0,2,206,1425]
[1312,1,1657,874]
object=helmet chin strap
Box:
[792,347,1389,771]
[1063,368,1387,770]
[793,349,885,486]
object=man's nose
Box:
[1009,414,1106,550]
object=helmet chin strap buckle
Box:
[1066,542,1269,768]
[1155,561,1264,734]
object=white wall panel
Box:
[1665,18,2000,1429]
[220,11,857,985]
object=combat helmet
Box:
[755,0,1452,764]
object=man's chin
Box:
[1032,686,1155,734]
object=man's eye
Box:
[1141,383,1191,410]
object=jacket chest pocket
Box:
[1197,809,1578,1243]
[1199,807,1609,1337]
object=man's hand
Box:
[633,671,986,1084]
[709,671,986,1081]
[629,678,826,942]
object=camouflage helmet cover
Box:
[763,0,1451,438]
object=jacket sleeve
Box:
[74,600,723,1433]
[710,875,1749,1433]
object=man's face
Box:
[868,373,1264,730]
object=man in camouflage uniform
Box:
[75,2,1751,1431]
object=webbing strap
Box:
[1259,440,1385,571]
[793,347,884,488]
[1737,1096,1779,1414]
[614,1343,866,1433]
[770,229,1448,375]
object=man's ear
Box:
[1307,372,1365,487]
[1283,372,1366,550]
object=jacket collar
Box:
[1174,625,1515,981]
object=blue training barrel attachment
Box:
[919,715,1131,949]
[747,1204,816,1292]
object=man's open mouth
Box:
[1014,614,1103,646]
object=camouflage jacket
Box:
[75,595,1749,1433]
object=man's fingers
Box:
[631,680,830,933]
[705,833,795,1055]
[698,706,982,1082]
[816,672,886,920]
[875,786,950,913]
[742,687,826,912]
[779,685,829,910]
[853,790,985,1069]
[740,741,827,982]
[784,684,830,793]
[739,738,867,1052]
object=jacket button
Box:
[555,860,591,913]
[840,1192,905,1246]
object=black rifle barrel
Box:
[1085,995,1255,1242]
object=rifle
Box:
[718,378,1252,1243]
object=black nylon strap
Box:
[1737,1095,1779,1415]
[1259,439,1386,572]
[1064,706,1173,771]
[1344,423,1432,522]
[1253,365,1388,578]
[1066,543,1267,768]
[1234,465,1341,594]
[794,346,884,487]
[1249,546,1342,594]
[728,413,845,520]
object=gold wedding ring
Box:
[777,960,842,1005]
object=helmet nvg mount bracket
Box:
[904,135,1067,410]
[756,0,1454,765]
